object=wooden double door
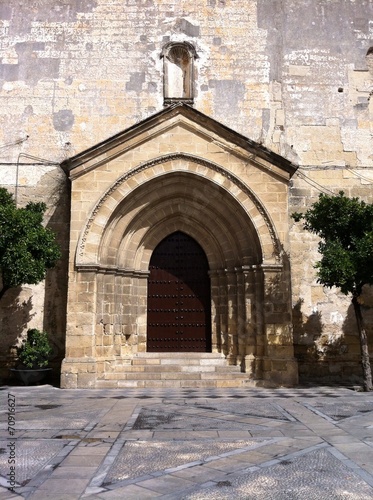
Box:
[147,231,211,352]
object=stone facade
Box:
[0,0,372,387]
[60,104,298,387]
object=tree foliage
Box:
[292,191,373,296]
[292,191,373,390]
[0,187,61,300]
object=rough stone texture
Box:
[59,104,297,387]
[0,440,67,486]
[0,0,372,386]
[105,439,264,484]
[185,448,373,500]
[3,385,373,498]
[0,169,69,384]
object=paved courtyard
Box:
[1,385,373,499]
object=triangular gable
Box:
[61,103,298,180]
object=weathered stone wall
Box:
[0,0,372,385]
[60,106,297,388]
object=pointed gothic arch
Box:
[62,104,298,389]
[147,230,212,353]
[71,157,289,374]
[75,153,280,269]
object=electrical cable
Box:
[15,153,61,205]
[0,137,28,150]
[294,170,335,195]
[345,166,373,184]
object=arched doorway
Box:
[147,231,211,352]
[61,109,297,387]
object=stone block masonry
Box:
[1,0,372,387]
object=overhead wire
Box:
[294,169,336,195]
[15,153,62,206]
[345,166,373,184]
[0,137,28,150]
[294,164,373,202]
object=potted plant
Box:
[0,187,61,384]
[10,329,53,385]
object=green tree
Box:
[0,187,61,301]
[292,191,373,391]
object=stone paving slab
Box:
[104,439,273,484]
[303,399,373,422]
[176,399,295,420]
[0,385,373,498]
[132,406,269,431]
[0,440,68,487]
[180,447,373,500]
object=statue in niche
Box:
[162,42,197,104]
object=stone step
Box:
[114,364,243,374]
[100,352,249,388]
[116,370,247,380]
[122,372,203,381]
[132,352,227,366]
[96,378,253,389]
[134,352,225,358]
[96,375,255,389]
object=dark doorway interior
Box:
[147,231,211,352]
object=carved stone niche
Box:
[161,42,198,105]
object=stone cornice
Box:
[61,103,298,179]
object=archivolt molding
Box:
[76,153,282,266]
[128,211,229,271]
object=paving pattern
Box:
[184,448,373,500]
[0,440,67,486]
[303,399,373,421]
[105,439,272,484]
[179,399,294,420]
[0,385,372,499]
[132,405,270,431]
